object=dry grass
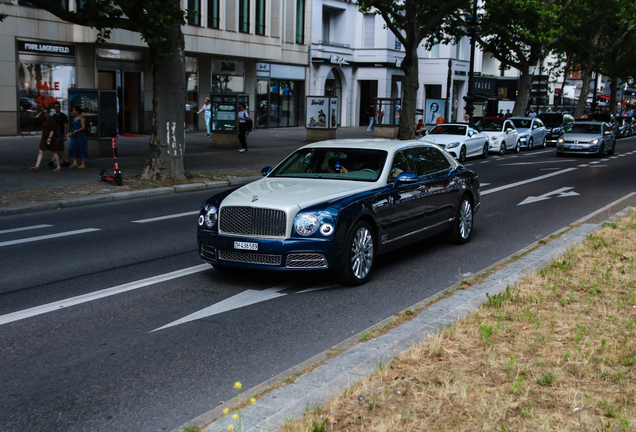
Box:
[280,211,636,432]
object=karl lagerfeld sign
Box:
[19,41,75,56]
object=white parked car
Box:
[510,117,548,150]
[420,123,490,162]
[475,117,520,155]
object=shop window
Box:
[239,0,250,33]
[425,84,442,99]
[188,0,201,26]
[18,63,75,133]
[186,57,198,131]
[325,69,341,126]
[255,0,266,35]
[207,0,220,29]
[295,0,305,44]
[212,75,244,93]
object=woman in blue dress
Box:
[197,98,213,137]
[68,106,87,168]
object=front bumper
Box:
[556,143,600,155]
[197,230,340,272]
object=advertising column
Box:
[306,96,337,141]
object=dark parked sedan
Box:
[539,112,574,146]
[198,139,480,285]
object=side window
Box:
[389,150,417,181]
[412,147,451,176]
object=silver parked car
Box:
[556,121,616,157]
[510,117,548,150]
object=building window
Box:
[429,44,440,58]
[363,14,374,48]
[188,0,201,26]
[455,40,462,60]
[207,0,220,29]
[295,0,305,44]
[255,0,265,35]
[239,0,250,33]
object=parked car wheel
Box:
[515,140,521,153]
[337,220,375,285]
[481,142,489,159]
[448,196,473,245]
[527,138,533,151]
[458,146,467,163]
[499,142,506,155]
[542,137,547,148]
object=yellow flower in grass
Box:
[233,414,239,420]
[228,425,234,431]
[250,397,256,404]
[223,408,230,415]
[234,382,242,390]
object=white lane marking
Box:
[619,154,626,157]
[480,160,491,163]
[578,164,589,167]
[480,168,577,196]
[297,283,341,293]
[480,183,491,187]
[610,156,618,159]
[539,168,561,171]
[0,264,210,327]
[527,149,553,155]
[600,158,609,162]
[498,160,575,166]
[463,163,473,167]
[132,210,200,223]
[518,187,579,206]
[151,282,294,332]
[0,228,101,248]
[0,224,53,235]
[589,161,600,164]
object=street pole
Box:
[591,71,599,113]
[464,0,478,124]
[446,59,452,122]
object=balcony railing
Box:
[317,40,351,49]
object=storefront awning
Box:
[598,95,623,103]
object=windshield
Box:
[428,125,467,135]
[475,119,504,131]
[565,123,601,134]
[511,119,532,129]
[539,114,563,127]
[586,113,612,123]
[270,148,388,181]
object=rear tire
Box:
[336,221,375,285]
[481,142,489,159]
[448,196,473,245]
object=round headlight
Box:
[205,206,218,228]
[490,136,497,141]
[295,214,319,236]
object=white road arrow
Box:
[518,187,579,206]
[151,283,294,332]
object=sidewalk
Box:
[0,127,372,213]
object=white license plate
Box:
[569,145,582,149]
[234,241,258,251]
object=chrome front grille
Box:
[200,243,216,261]
[220,206,287,237]
[218,250,282,266]
[286,253,328,269]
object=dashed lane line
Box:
[132,211,200,223]
[480,168,577,196]
[0,224,53,235]
[0,228,101,248]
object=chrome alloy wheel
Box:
[350,226,374,279]
[458,199,473,240]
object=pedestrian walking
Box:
[50,101,69,167]
[30,107,60,171]
[366,102,375,131]
[197,97,213,137]
[235,103,249,152]
[68,106,88,168]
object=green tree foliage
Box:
[357,0,469,139]
[477,0,566,116]
[27,0,188,179]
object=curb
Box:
[176,198,636,432]
[0,176,262,216]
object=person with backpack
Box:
[235,103,250,153]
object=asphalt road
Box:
[1,137,636,431]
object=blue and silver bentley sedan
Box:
[197,139,480,285]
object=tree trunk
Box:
[513,65,532,116]
[609,77,618,114]
[398,45,419,140]
[141,24,187,180]
[573,63,594,118]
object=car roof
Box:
[299,138,430,152]
[570,121,606,125]
[480,117,506,120]
[509,117,534,120]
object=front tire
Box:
[481,142,489,159]
[499,141,506,155]
[448,196,473,245]
[515,140,521,153]
[458,146,467,163]
[527,138,533,151]
[542,137,547,148]
[337,221,375,285]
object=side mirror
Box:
[393,171,417,187]
[604,131,612,135]
[261,166,272,176]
